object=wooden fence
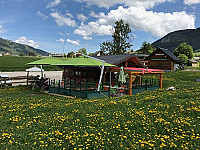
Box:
[0,76,33,87]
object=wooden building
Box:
[188,60,198,68]
[147,47,180,71]
[96,54,144,68]
[28,55,164,99]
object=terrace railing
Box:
[49,78,110,99]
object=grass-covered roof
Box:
[28,57,115,67]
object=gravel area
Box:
[0,71,63,79]
[0,71,63,86]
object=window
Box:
[155,53,164,55]
[151,58,167,61]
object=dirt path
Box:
[183,69,200,72]
[0,71,63,86]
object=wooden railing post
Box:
[128,73,132,96]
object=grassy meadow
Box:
[0,56,61,71]
[0,71,200,149]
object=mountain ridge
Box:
[152,28,200,52]
[0,37,50,56]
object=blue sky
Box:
[0,0,200,54]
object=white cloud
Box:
[56,38,80,45]
[77,14,87,21]
[75,0,173,9]
[74,22,112,40]
[83,36,92,40]
[0,25,5,33]
[66,38,80,45]
[66,12,73,18]
[90,11,99,18]
[15,36,39,48]
[56,38,65,42]
[74,6,195,39]
[58,32,70,36]
[184,0,200,5]
[37,11,48,20]
[50,12,77,27]
[47,0,61,8]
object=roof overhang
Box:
[108,67,164,75]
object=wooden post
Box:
[103,71,106,84]
[27,72,29,85]
[125,61,128,67]
[128,73,132,96]
[80,81,82,91]
[109,71,111,98]
[49,79,51,88]
[159,74,163,89]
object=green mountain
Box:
[152,28,200,52]
[0,37,49,56]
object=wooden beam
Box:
[128,73,133,96]
[125,60,128,67]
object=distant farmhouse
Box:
[188,60,198,68]
[4,52,12,56]
[50,53,63,57]
[147,47,180,71]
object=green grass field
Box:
[0,56,61,71]
[0,71,200,149]
[194,52,200,56]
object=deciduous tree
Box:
[174,42,193,59]
[178,54,188,64]
[100,19,132,55]
[78,48,87,55]
[139,41,154,54]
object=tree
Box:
[100,19,132,55]
[139,41,154,54]
[78,48,87,55]
[28,52,36,56]
[100,41,113,55]
[19,52,25,56]
[88,53,93,56]
[174,42,193,59]
[67,51,75,58]
[178,54,188,64]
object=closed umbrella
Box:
[118,66,126,83]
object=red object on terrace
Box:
[112,67,163,74]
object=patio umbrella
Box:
[118,66,126,83]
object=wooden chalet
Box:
[28,55,164,99]
[147,47,180,71]
[134,54,149,67]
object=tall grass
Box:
[0,71,199,149]
[0,56,61,71]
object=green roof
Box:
[52,57,115,67]
[28,57,68,65]
[28,57,115,67]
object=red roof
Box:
[112,67,163,74]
